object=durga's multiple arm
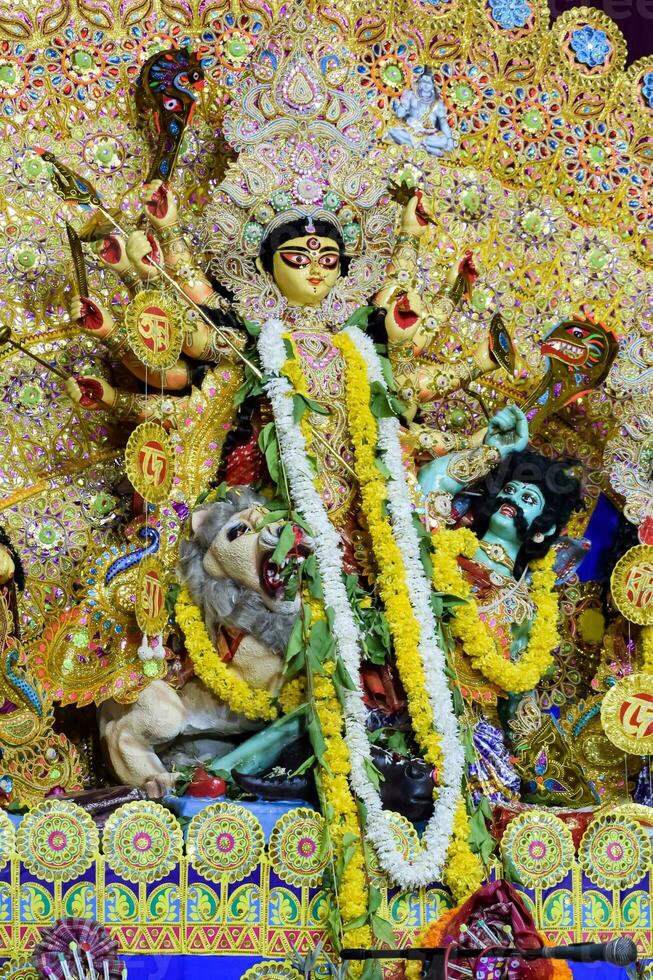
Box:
[68,183,246,422]
[377,190,500,429]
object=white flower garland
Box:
[258,318,464,888]
[344,326,464,861]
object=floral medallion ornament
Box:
[601,674,653,755]
[124,289,182,371]
[135,557,169,635]
[0,958,41,980]
[579,814,651,889]
[269,808,327,888]
[485,0,534,36]
[102,800,183,883]
[186,801,265,884]
[0,808,15,872]
[125,421,174,504]
[240,964,302,980]
[610,546,653,626]
[554,10,626,81]
[570,27,611,69]
[16,799,98,882]
[500,811,574,890]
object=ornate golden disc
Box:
[610,545,653,626]
[124,289,183,370]
[125,421,174,503]
[601,673,653,754]
[135,557,169,635]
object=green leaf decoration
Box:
[271,521,296,565]
[369,380,396,419]
[307,712,329,771]
[375,456,392,480]
[345,305,375,329]
[363,756,384,789]
[371,913,395,944]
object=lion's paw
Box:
[144,772,178,799]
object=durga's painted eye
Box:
[279,251,310,268]
[318,253,339,269]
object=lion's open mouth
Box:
[259,526,313,600]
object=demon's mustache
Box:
[494,496,530,541]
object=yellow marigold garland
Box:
[277,676,306,713]
[283,334,482,909]
[446,799,484,902]
[175,586,278,722]
[309,605,372,971]
[333,333,483,901]
[333,332,443,771]
[432,528,559,694]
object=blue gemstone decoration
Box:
[642,71,653,109]
[488,0,531,30]
[5,648,42,717]
[570,26,611,68]
[104,526,160,585]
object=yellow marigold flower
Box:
[432,531,558,694]
[175,588,278,721]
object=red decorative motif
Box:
[137,440,169,489]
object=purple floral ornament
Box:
[570,26,612,68]
[487,0,532,32]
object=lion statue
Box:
[99,489,311,797]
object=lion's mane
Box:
[177,489,297,655]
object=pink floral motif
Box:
[48,830,68,852]
[133,832,152,853]
[216,832,235,853]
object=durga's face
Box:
[271,235,341,307]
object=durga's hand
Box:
[400,189,430,238]
[70,294,113,338]
[143,179,178,229]
[94,234,131,274]
[67,376,117,412]
[484,404,529,456]
[379,286,424,346]
[0,546,15,585]
[125,230,162,280]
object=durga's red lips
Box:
[499,503,517,518]
[393,293,419,330]
[308,277,323,285]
